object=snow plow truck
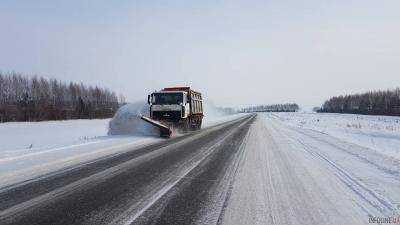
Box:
[141,87,203,137]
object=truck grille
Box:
[152,111,181,121]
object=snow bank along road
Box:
[1,113,400,225]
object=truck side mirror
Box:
[147,95,151,104]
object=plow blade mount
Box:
[140,116,172,137]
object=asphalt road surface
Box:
[0,115,255,225]
[1,113,399,225]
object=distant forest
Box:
[318,88,400,116]
[0,71,124,122]
[240,103,299,113]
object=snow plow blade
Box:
[140,116,172,137]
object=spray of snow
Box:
[202,101,243,127]
[108,102,159,136]
[108,100,242,136]
[203,101,226,119]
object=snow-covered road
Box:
[0,114,245,189]
[222,113,400,225]
[0,115,254,225]
[1,113,399,225]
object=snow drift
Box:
[108,102,159,136]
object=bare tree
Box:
[240,103,299,113]
[319,88,400,116]
[0,71,122,122]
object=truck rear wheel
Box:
[189,117,200,131]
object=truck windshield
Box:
[153,93,183,105]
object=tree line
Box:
[240,103,299,113]
[0,71,124,122]
[318,88,400,116]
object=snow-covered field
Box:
[0,103,242,188]
[269,112,400,161]
[0,119,111,152]
[0,118,158,188]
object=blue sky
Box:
[1,0,399,107]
